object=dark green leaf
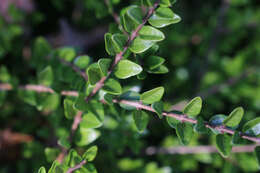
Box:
[209,114,227,126]
[183,97,202,117]
[122,6,143,32]
[64,98,77,119]
[147,65,169,74]
[232,131,243,145]
[194,117,208,134]
[133,110,150,132]
[152,101,163,119]
[140,86,164,104]
[119,91,140,110]
[103,78,122,95]
[223,107,244,127]
[98,58,112,76]
[58,137,71,149]
[87,63,103,85]
[82,145,98,162]
[145,56,165,70]
[166,116,180,129]
[104,93,114,105]
[254,146,260,167]
[176,123,193,145]
[105,33,128,55]
[215,134,232,158]
[114,60,142,79]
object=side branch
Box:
[84,0,160,102]
[66,160,87,173]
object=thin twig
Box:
[66,160,87,173]
[146,144,259,155]
[84,0,161,103]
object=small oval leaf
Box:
[133,110,150,132]
[140,87,164,104]
[114,60,142,79]
[223,107,244,127]
[176,123,193,145]
[183,97,202,117]
[215,134,232,158]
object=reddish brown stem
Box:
[84,0,160,103]
[66,160,87,173]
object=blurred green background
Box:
[0,0,260,172]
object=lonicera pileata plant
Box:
[1,0,260,172]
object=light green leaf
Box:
[44,148,60,163]
[64,98,77,119]
[223,107,244,127]
[130,26,165,53]
[58,137,71,149]
[114,60,142,79]
[176,123,193,145]
[0,66,11,82]
[74,55,90,69]
[133,110,150,132]
[80,112,103,129]
[183,97,202,117]
[103,78,122,95]
[58,47,76,62]
[87,63,103,85]
[215,134,232,158]
[166,116,180,129]
[38,167,46,173]
[242,117,260,137]
[148,7,181,28]
[82,145,98,162]
[48,160,59,173]
[98,58,112,76]
[145,56,165,70]
[75,128,101,147]
[36,93,60,111]
[140,87,164,104]
[152,101,163,119]
[38,66,53,86]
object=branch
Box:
[146,144,259,155]
[66,160,87,173]
[84,0,160,103]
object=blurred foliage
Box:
[0,0,260,172]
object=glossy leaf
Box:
[215,134,232,158]
[122,6,143,32]
[183,97,202,117]
[64,98,77,119]
[243,117,260,137]
[133,110,150,132]
[149,7,181,28]
[98,58,111,76]
[105,33,128,55]
[114,60,142,79]
[74,55,90,69]
[209,114,227,126]
[75,128,101,147]
[103,78,122,95]
[152,101,163,119]
[87,63,103,85]
[80,112,103,129]
[147,65,169,74]
[82,145,98,162]
[0,66,11,82]
[223,107,244,127]
[176,123,193,145]
[38,66,53,86]
[130,26,165,53]
[140,87,164,104]
[38,167,46,173]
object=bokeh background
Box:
[1,0,260,172]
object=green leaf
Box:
[104,93,114,105]
[87,63,103,85]
[160,0,177,7]
[232,131,243,145]
[103,78,122,95]
[130,26,165,53]
[147,65,169,74]
[64,98,77,119]
[65,149,82,167]
[36,93,60,111]
[74,55,90,69]
[80,112,104,129]
[82,145,98,162]
[223,107,244,127]
[140,87,164,104]
[105,33,128,55]
[58,47,76,62]
[114,60,142,79]
[81,164,97,173]
[145,56,165,70]
[183,97,202,117]
[74,93,88,111]
[176,123,193,145]
[44,148,60,163]
[215,134,232,158]
[58,137,71,149]
[166,116,180,129]
[75,128,101,147]
[254,146,260,167]
[133,110,150,132]
[242,117,260,137]
[151,101,163,119]
[148,7,181,28]
[209,114,227,126]
[194,117,208,134]
[98,58,112,76]
[38,66,53,86]
[48,160,59,173]
[0,66,11,82]
[122,6,143,32]
[38,167,46,173]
